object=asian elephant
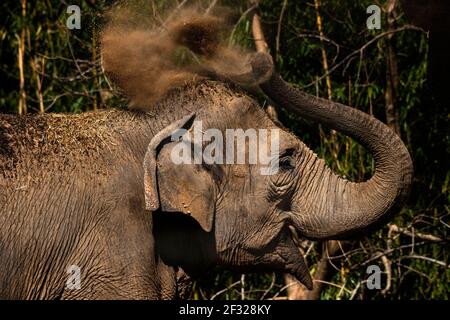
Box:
[0,52,413,299]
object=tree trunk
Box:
[385,0,400,135]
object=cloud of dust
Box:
[100,2,256,109]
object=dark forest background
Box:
[0,0,448,299]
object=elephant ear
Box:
[143,113,215,232]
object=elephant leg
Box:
[59,205,177,300]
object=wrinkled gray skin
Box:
[400,0,450,106]
[0,55,413,299]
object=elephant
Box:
[0,52,413,299]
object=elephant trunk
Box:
[251,53,414,239]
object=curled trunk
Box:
[251,53,414,239]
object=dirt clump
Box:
[100,3,255,110]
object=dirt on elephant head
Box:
[100,1,254,110]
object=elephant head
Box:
[142,53,414,290]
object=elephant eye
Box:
[279,148,296,171]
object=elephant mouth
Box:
[253,224,313,290]
[216,221,313,290]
